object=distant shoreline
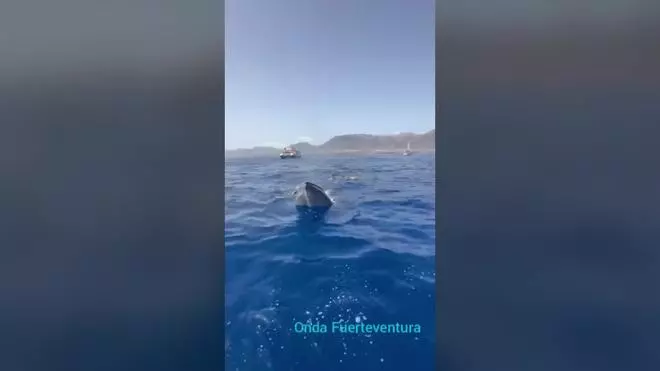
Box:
[226,148,435,159]
[226,129,435,158]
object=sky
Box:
[225,0,434,150]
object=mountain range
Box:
[226,129,435,158]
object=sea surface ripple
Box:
[225,154,436,371]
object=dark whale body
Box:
[294,182,333,215]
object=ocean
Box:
[225,153,436,371]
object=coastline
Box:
[226,148,435,159]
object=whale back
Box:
[294,182,333,214]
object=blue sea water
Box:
[225,153,436,371]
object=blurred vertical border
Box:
[436,1,660,371]
[0,1,225,370]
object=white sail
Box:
[403,141,412,156]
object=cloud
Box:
[297,136,313,143]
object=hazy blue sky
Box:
[225,0,434,149]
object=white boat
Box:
[403,142,412,156]
[280,146,302,159]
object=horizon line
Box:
[226,128,435,151]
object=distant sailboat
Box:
[403,142,412,156]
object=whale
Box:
[294,182,333,213]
